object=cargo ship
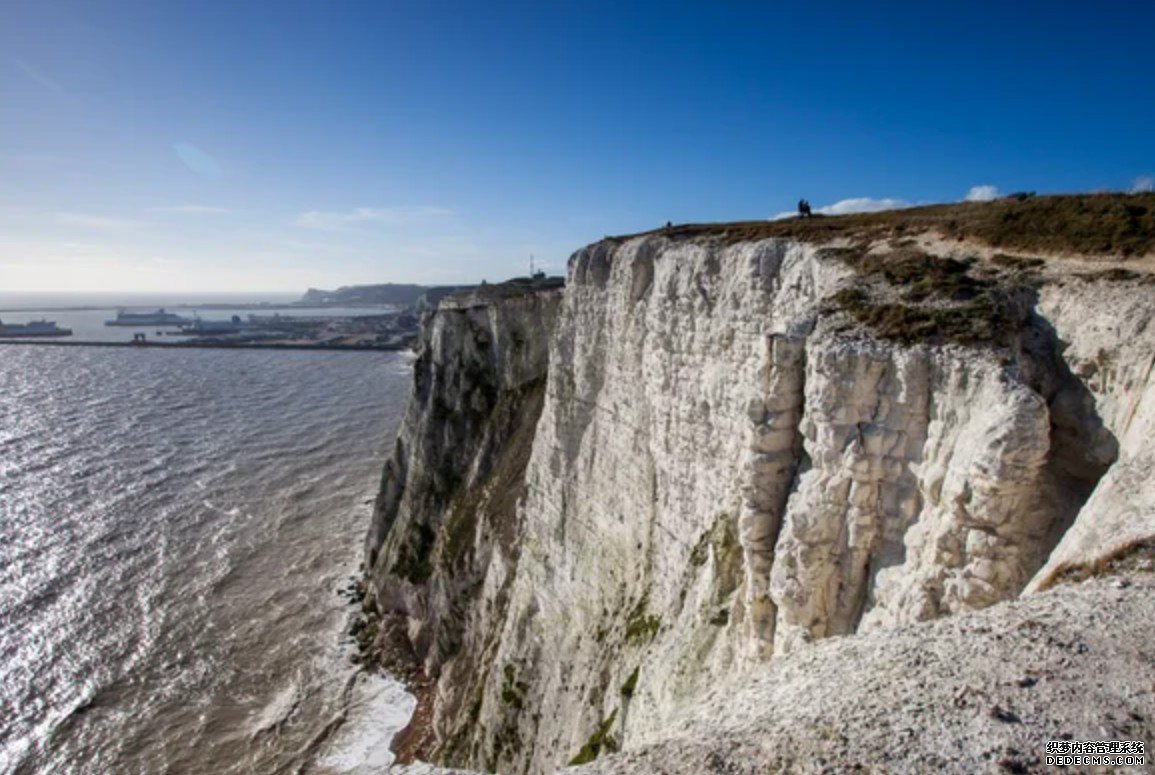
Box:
[0,319,73,337]
[105,308,191,326]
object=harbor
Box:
[0,306,420,351]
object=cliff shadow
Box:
[1019,309,1119,574]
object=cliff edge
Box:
[366,194,1155,774]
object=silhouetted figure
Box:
[798,199,812,218]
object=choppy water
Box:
[0,345,415,774]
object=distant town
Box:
[0,279,562,351]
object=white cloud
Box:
[965,185,1000,202]
[816,197,911,215]
[148,204,228,214]
[296,206,451,231]
[771,197,911,220]
[55,212,144,231]
[1130,176,1154,194]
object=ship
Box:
[180,315,246,335]
[0,318,73,337]
[105,308,192,326]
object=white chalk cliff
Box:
[366,199,1155,774]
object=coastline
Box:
[389,671,436,764]
[347,597,438,765]
[0,339,410,352]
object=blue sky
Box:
[2,0,1152,292]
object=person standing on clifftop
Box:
[798,199,812,218]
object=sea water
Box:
[0,344,414,774]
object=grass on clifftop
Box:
[824,246,1031,347]
[828,287,1020,347]
[621,193,1155,257]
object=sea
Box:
[0,303,417,775]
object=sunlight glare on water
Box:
[0,346,415,774]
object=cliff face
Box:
[1027,279,1155,588]
[367,212,1155,774]
[365,282,562,686]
